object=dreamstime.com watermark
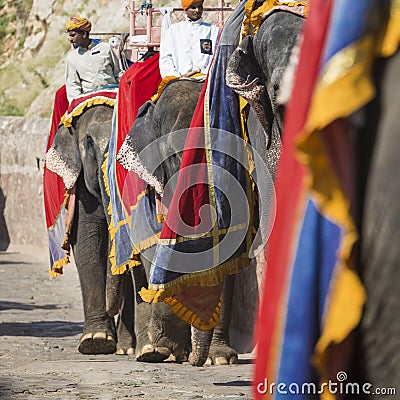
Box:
[256,371,397,396]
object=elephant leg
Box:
[130,263,156,360]
[115,271,136,355]
[71,174,116,355]
[133,246,190,362]
[207,275,238,365]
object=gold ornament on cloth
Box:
[241,0,307,40]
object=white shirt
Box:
[65,40,121,103]
[159,18,220,78]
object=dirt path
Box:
[0,246,254,399]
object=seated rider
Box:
[65,17,122,103]
[159,0,220,78]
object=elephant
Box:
[118,79,230,366]
[46,97,199,361]
[228,5,400,396]
[116,8,306,367]
[354,46,400,394]
[45,103,135,355]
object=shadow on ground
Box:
[0,321,83,337]
[0,188,10,251]
[213,380,251,387]
[0,301,60,311]
[0,260,34,265]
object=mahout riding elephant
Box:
[45,104,136,355]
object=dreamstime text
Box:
[256,372,396,396]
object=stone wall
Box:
[0,116,49,249]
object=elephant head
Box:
[117,79,203,196]
[45,105,113,205]
[226,10,304,149]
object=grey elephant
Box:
[45,96,196,360]
[229,5,400,396]
[118,79,225,366]
[355,44,400,395]
[45,103,135,354]
[116,6,306,366]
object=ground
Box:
[0,245,253,400]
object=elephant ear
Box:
[226,35,273,148]
[117,100,165,195]
[45,125,82,190]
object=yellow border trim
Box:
[165,297,221,331]
[139,255,249,330]
[305,35,376,132]
[380,0,400,57]
[140,255,250,300]
[49,255,70,278]
[61,97,116,128]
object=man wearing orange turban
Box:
[64,17,121,103]
[159,0,220,78]
[181,0,199,10]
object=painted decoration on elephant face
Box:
[44,86,119,276]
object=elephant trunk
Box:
[106,267,124,317]
[188,326,213,367]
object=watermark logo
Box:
[256,371,397,396]
[123,127,277,273]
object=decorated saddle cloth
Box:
[44,86,118,276]
[253,1,400,398]
[61,85,118,128]
[105,54,164,274]
[109,55,211,274]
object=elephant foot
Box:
[136,344,171,362]
[78,332,116,355]
[164,351,188,363]
[115,346,135,355]
[205,343,238,366]
[115,332,136,356]
[188,327,213,367]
